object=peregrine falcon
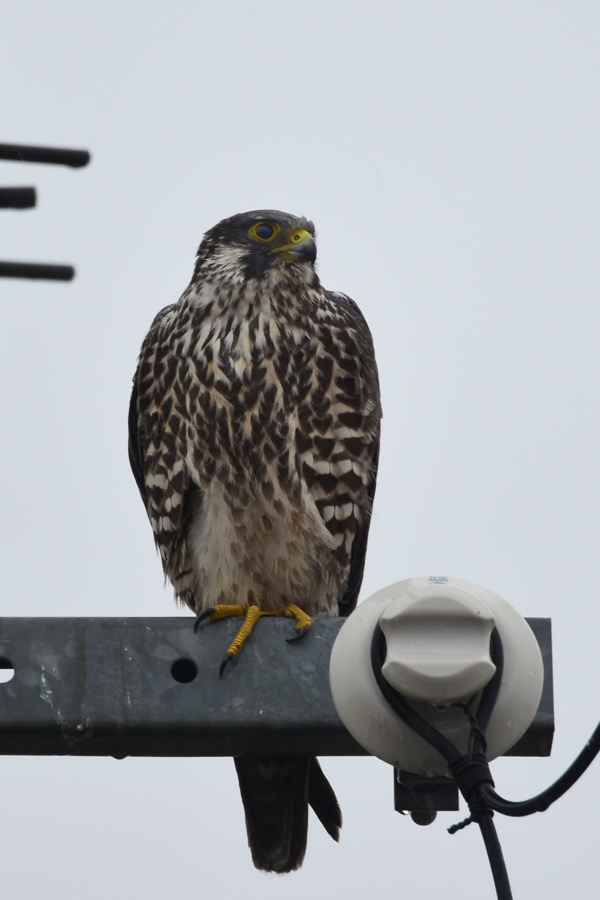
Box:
[129,210,381,872]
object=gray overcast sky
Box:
[2,2,600,898]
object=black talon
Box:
[194,607,216,633]
[286,626,310,644]
[219,652,233,678]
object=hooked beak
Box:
[276,228,317,264]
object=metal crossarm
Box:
[0,616,552,759]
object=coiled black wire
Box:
[480,722,600,817]
[371,623,513,899]
[371,622,600,899]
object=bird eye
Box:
[249,222,279,242]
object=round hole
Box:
[171,658,198,684]
[0,657,14,684]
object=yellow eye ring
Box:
[249,222,280,242]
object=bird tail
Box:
[234,756,342,873]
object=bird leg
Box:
[194,602,312,676]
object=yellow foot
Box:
[193,603,312,676]
[280,603,313,643]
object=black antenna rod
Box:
[0,187,36,209]
[0,261,75,281]
[0,142,90,168]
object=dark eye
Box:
[255,223,274,239]
[249,222,279,242]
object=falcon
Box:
[129,210,381,872]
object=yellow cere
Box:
[289,228,311,244]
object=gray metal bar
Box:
[0,616,552,759]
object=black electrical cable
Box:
[370,624,504,764]
[480,720,600,817]
[478,812,513,900]
[371,624,513,900]
[372,620,600,899]
[370,626,460,764]
[474,627,504,735]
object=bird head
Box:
[194,210,318,282]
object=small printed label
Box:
[428,576,448,584]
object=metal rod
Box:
[0,143,90,168]
[0,187,36,209]
[0,261,75,280]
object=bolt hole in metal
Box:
[171,658,198,684]
[0,657,14,683]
